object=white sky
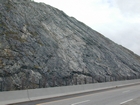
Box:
[34,0,140,56]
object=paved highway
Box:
[121,96,140,105]
[14,84,140,105]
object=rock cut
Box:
[0,0,140,91]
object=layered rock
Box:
[0,0,140,91]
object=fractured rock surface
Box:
[0,0,140,91]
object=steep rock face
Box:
[0,0,140,90]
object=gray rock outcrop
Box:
[0,0,140,91]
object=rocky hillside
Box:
[0,0,140,91]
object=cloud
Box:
[34,0,140,55]
[116,0,140,17]
[90,0,140,55]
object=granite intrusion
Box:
[0,0,140,91]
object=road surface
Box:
[13,84,140,105]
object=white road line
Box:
[71,100,90,105]
[120,99,133,104]
[122,90,130,93]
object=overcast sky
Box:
[34,0,140,56]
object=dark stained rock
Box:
[0,0,140,91]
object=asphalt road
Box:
[121,96,140,105]
[13,84,140,105]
